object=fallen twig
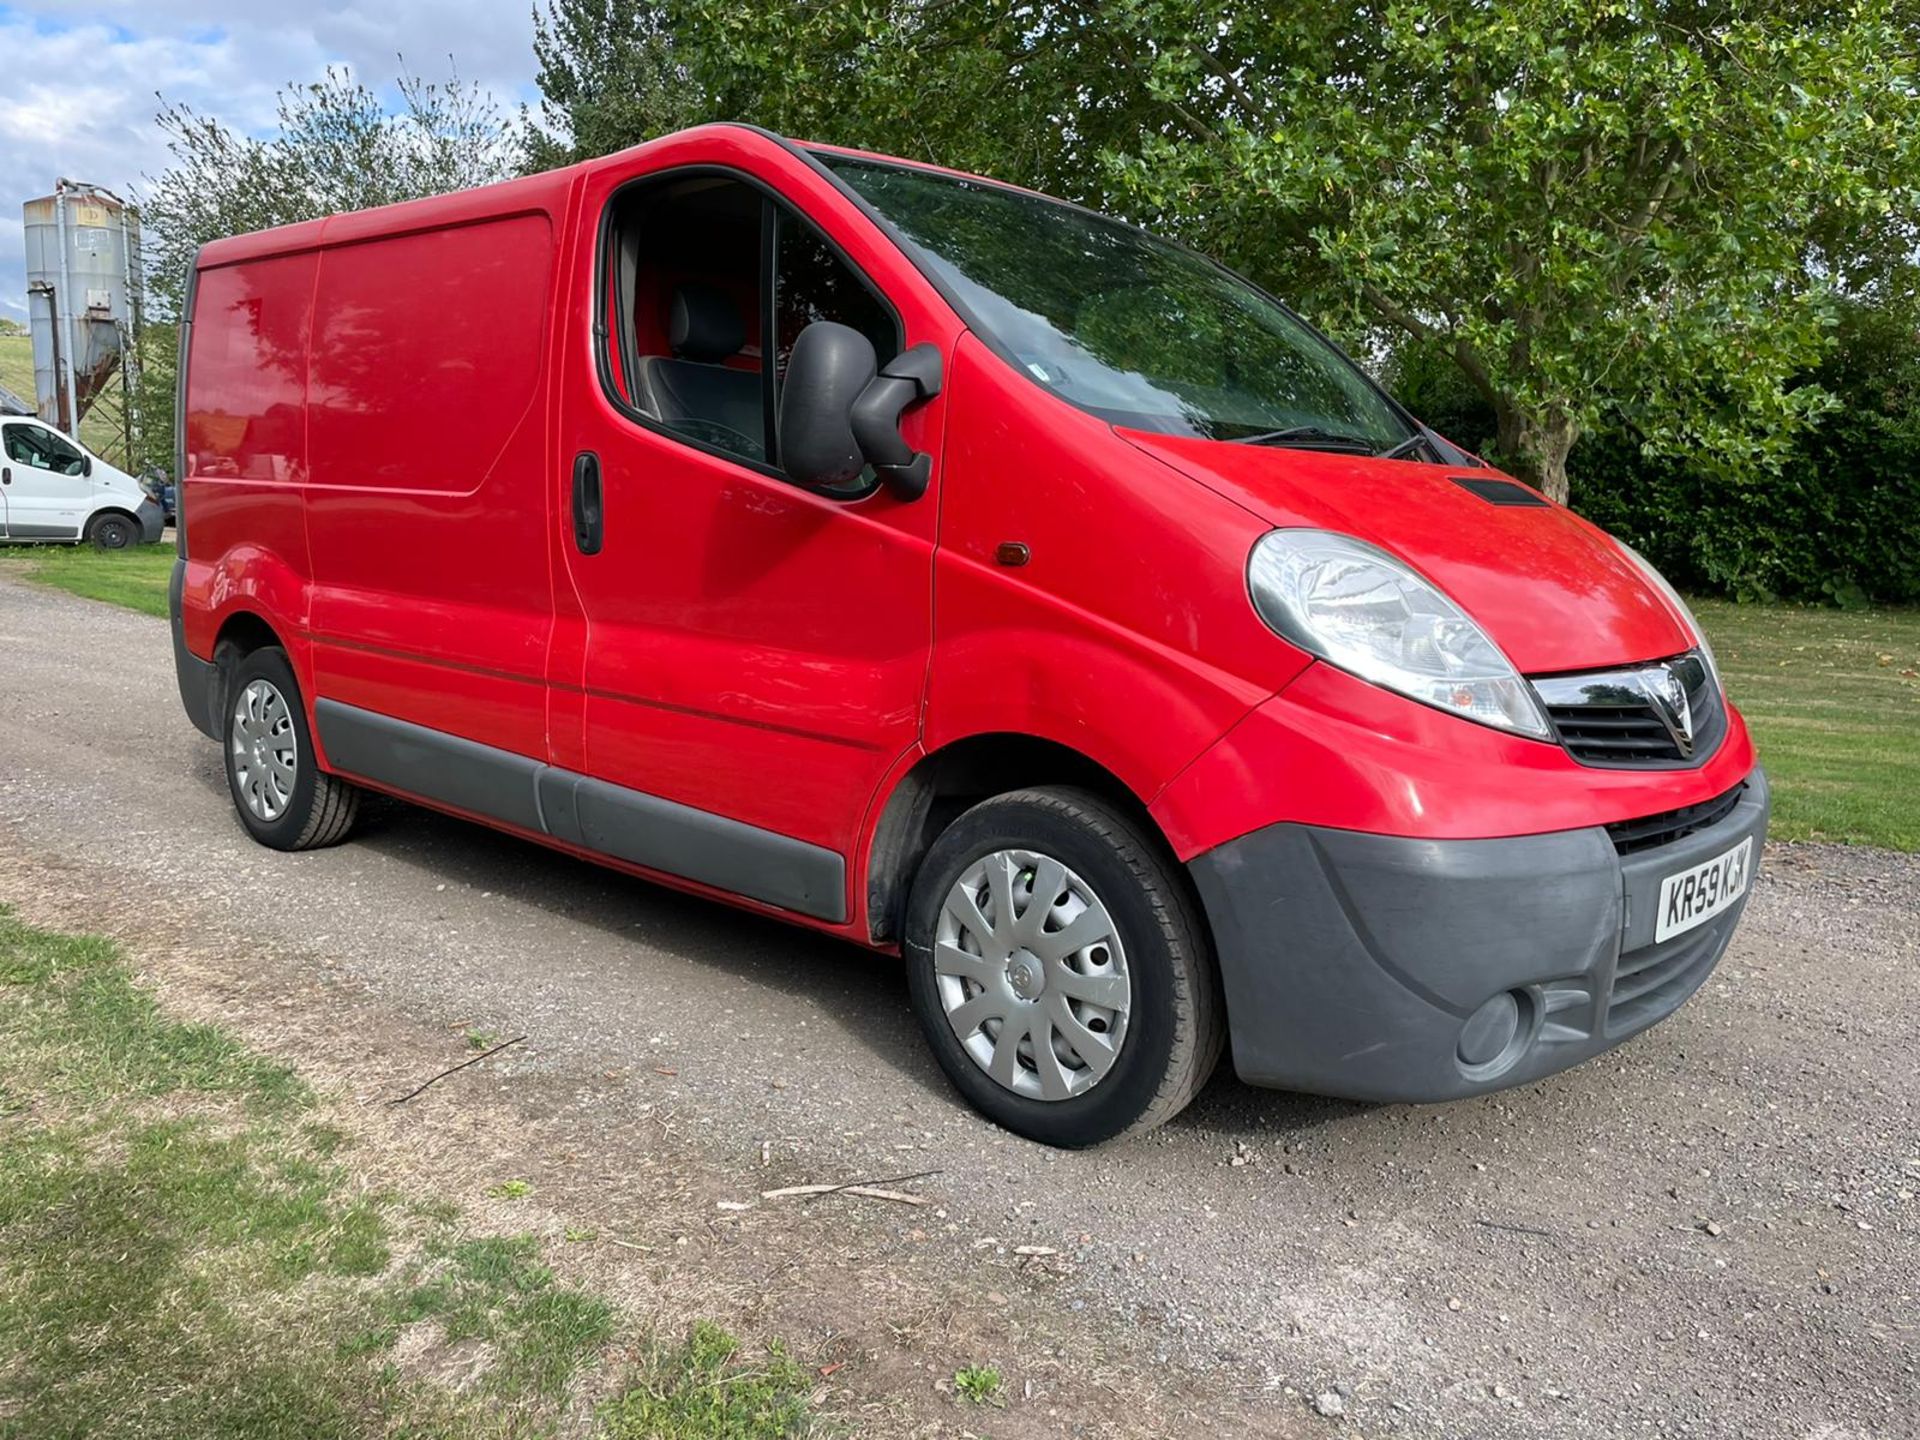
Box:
[387,1034,527,1105]
[1474,1217,1557,1240]
[798,1168,937,1204]
[761,1184,932,1207]
[761,1169,939,1206]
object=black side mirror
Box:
[779,322,877,493]
[779,321,943,499]
[82,455,93,477]
[851,343,942,501]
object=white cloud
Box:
[0,2,538,315]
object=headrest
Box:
[669,283,745,363]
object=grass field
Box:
[0,905,816,1439]
[0,541,173,617]
[0,544,1912,850]
[0,334,129,460]
[0,334,37,407]
[1696,599,1920,850]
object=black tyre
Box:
[222,647,360,851]
[87,512,136,550]
[904,787,1223,1146]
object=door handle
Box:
[2,466,10,484]
[572,451,603,555]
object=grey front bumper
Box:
[136,497,166,544]
[1188,769,1770,1102]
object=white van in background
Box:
[0,416,163,548]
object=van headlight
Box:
[1248,529,1552,740]
[1616,541,1722,695]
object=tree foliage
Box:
[529,0,1919,505]
[1109,1,1920,502]
[525,0,707,169]
[1396,298,1920,603]
[142,64,519,317]
[1587,301,1920,606]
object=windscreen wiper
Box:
[1377,431,1437,462]
[1231,425,1380,454]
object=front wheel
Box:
[86,512,136,550]
[903,787,1223,1146]
[222,647,360,851]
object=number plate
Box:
[1654,836,1754,942]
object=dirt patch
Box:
[393,1321,498,1394]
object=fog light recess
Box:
[1456,988,1539,1080]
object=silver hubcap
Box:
[230,678,297,821]
[935,849,1131,1102]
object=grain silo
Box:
[22,180,143,443]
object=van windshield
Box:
[817,153,1417,452]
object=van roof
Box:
[195,162,580,270]
[193,124,1030,273]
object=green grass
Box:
[0,335,38,411]
[598,1322,814,1440]
[0,906,815,1439]
[0,335,126,458]
[0,542,173,617]
[952,1365,1004,1406]
[1697,599,1920,850]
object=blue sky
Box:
[0,2,540,317]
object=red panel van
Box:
[170,124,1767,1146]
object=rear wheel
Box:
[904,787,1223,1146]
[86,512,136,550]
[222,648,359,851]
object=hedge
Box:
[1391,301,1920,606]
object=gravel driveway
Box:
[1,570,1914,1439]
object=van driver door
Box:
[1,419,91,539]
[552,140,955,925]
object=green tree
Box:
[135,63,519,469]
[1108,2,1919,502]
[534,1,1170,200]
[534,1,1919,504]
[525,0,706,169]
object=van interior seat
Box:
[633,283,765,458]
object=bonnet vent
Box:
[1452,476,1550,507]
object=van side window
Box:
[4,422,86,476]
[604,173,901,484]
[772,209,897,385]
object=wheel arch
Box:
[85,506,142,539]
[204,609,289,744]
[213,608,284,660]
[863,731,1186,946]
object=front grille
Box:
[1605,783,1747,856]
[1607,921,1727,1034]
[1532,651,1724,768]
